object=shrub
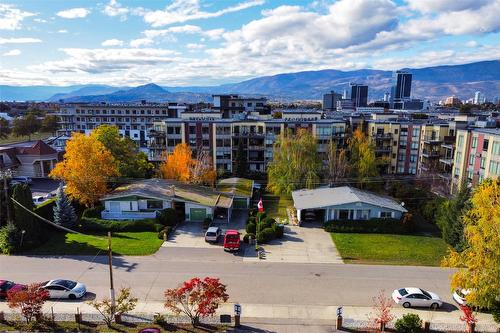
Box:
[157,226,172,240]
[243,233,255,243]
[256,211,267,221]
[153,223,164,232]
[260,217,275,229]
[273,223,284,238]
[246,223,256,234]
[80,217,157,232]
[395,313,422,333]
[157,208,179,227]
[260,227,276,243]
[323,218,410,234]
[203,217,212,229]
[0,222,20,254]
[153,313,167,326]
[492,302,500,324]
[82,205,105,218]
[247,216,256,225]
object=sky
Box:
[0,0,499,87]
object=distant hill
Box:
[1,60,498,102]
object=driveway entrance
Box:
[245,222,343,264]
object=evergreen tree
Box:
[12,184,42,246]
[436,181,470,252]
[234,139,247,177]
[53,184,77,227]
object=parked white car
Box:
[392,288,442,309]
[453,289,471,306]
[205,227,222,243]
[41,279,87,299]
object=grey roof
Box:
[292,186,407,212]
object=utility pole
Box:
[1,169,12,223]
[107,231,116,312]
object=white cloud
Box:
[130,38,154,48]
[141,0,264,27]
[102,0,129,21]
[56,8,90,19]
[34,18,47,23]
[406,0,491,13]
[2,49,21,56]
[0,37,42,44]
[186,43,205,50]
[102,38,124,47]
[465,41,479,48]
[57,29,68,33]
[0,3,35,30]
[29,48,178,74]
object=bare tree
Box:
[190,149,217,187]
[326,140,349,186]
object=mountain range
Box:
[1,60,498,103]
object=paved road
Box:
[0,247,456,309]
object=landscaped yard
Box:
[262,193,293,220]
[330,233,449,266]
[27,231,163,256]
[0,131,53,145]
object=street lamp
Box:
[20,230,26,248]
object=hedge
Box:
[323,218,411,234]
[82,205,105,218]
[157,208,180,227]
[80,217,157,232]
[33,198,57,221]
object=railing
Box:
[422,150,440,157]
[439,158,453,165]
[101,211,158,220]
[374,133,392,139]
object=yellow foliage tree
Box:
[442,178,500,309]
[50,133,118,207]
[160,143,193,182]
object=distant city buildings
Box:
[391,70,412,109]
[322,91,342,111]
[350,83,368,107]
[444,96,462,106]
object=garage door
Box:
[190,208,207,221]
[233,198,248,209]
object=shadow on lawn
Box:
[23,232,140,272]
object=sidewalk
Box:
[0,301,498,332]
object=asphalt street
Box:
[0,246,457,310]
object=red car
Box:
[223,230,241,252]
[0,280,26,299]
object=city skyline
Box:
[0,0,499,87]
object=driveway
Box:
[245,222,343,264]
[162,209,248,249]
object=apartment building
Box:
[149,110,347,174]
[212,95,270,118]
[57,103,190,148]
[452,126,500,194]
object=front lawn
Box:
[330,233,449,266]
[262,194,293,220]
[27,231,163,256]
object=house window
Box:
[338,209,349,220]
[380,211,392,218]
[147,200,163,209]
[472,137,478,148]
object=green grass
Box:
[262,193,293,219]
[0,131,53,145]
[27,231,163,256]
[331,233,449,266]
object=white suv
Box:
[205,227,222,243]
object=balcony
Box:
[374,133,392,140]
[375,146,392,153]
[423,137,442,144]
[149,129,165,137]
[422,150,440,158]
[439,158,453,165]
[101,210,158,220]
[248,145,265,150]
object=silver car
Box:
[205,227,222,243]
[41,279,87,300]
[392,287,442,309]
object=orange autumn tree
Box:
[160,143,217,186]
[160,143,193,182]
[50,133,118,207]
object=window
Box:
[147,200,163,209]
[492,141,500,155]
[483,139,489,151]
[480,157,486,169]
[394,129,398,134]
[457,135,464,148]
[489,161,500,176]
[410,154,417,162]
[472,137,478,148]
[456,151,462,163]
[338,210,349,219]
[469,155,475,165]
[380,211,392,218]
[411,142,419,150]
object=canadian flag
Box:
[257,198,264,212]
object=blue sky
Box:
[1,0,499,86]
